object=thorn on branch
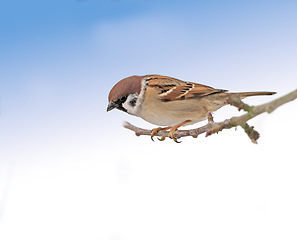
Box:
[207,112,214,123]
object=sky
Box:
[0,0,297,239]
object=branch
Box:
[123,89,297,143]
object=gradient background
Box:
[0,1,297,239]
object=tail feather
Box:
[233,91,276,99]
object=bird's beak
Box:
[107,102,117,112]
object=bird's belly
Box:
[138,100,209,126]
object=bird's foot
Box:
[151,120,192,143]
[150,127,171,141]
[167,120,192,143]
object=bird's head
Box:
[107,75,143,114]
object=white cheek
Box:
[122,100,131,112]
[123,94,138,115]
[122,80,146,116]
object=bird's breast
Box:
[137,98,209,126]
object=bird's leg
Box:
[150,126,171,141]
[168,120,192,143]
[151,120,192,142]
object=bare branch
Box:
[123,89,297,143]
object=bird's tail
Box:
[234,91,276,99]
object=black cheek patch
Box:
[114,96,128,112]
[129,98,137,107]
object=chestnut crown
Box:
[108,75,143,103]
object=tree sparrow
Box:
[107,75,276,142]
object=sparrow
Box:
[107,74,276,142]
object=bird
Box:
[107,74,276,142]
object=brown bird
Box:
[107,75,276,142]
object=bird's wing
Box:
[145,75,227,101]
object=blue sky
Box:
[0,1,297,240]
[1,0,297,97]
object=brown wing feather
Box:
[145,75,227,101]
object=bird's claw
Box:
[150,120,191,143]
[150,127,170,142]
[168,130,181,143]
[157,137,166,141]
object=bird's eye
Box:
[120,96,127,103]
